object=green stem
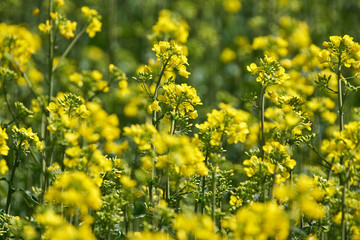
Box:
[149,58,169,221]
[336,54,347,240]
[152,58,170,128]
[259,84,267,201]
[41,0,55,199]
[11,54,39,100]
[165,119,176,204]
[200,150,209,214]
[5,148,21,214]
[260,84,266,159]
[2,78,17,124]
[211,164,217,225]
[52,27,86,72]
[48,0,54,103]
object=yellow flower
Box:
[81,6,99,17]
[220,48,236,63]
[229,195,243,206]
[49,12,58,20]
[148,100,161,112]
[0,159,8,175]
[152,9,189,43]
[38,20,52,34]
[223,202,289,240]
[23,225,37,240]
[57,0,65,7]
[248,55,289,85]
[59,20,77,39]
[35,209,64,226]
[0,127,9,156]
[32,8,40,16]
[45,171,101,213]
[223,0,242,13]
[120,175,137,188]
[86,17,102,38]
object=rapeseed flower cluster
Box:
[47,94,116,185]
[274,175,326,220]
[154,133,208,177]
[319,35,360,68]
[152,41,190,78]
[322,121,360,177]
[156,83,202,119]
[223,0,242,13]
[11,126,43,151]
[252,36,288,59]
[152,9,189,43]
[243,141,296,183]
[123,123,157,151]
[81,6,102,38]
[0,23,40,70]
[69,70,109,97]
[247,55,290,85]
[196,103,249,147]
[40,11,77,39]
[222,202,289,240]
[173,213,221,240]
[45,171,101,214]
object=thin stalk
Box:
[152,58,170,128]
[41,0,55,199]
[165,119,176,204]
[2,79,17,124]
[336,54,346,240]
[5,148,21,214]
[211,164,217,226]
[48,0,54,102]
[106,219,112,240]
[165,167,170,203]
[11,55,39,99]
[259,84,267,201]
[260,84,266,159]
[149,58,170,223]
[307,144,332,168]
[200,150,209,214]
[52,27,86,72]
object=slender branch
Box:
[335,52,346,240]
[2,79,17,123]
[48,0,54,102]
[11,53,40,100]
[326,86,338,94]
[307,144,332,168]
[200,149,209,214]
[87,74,117,101]
[260,84,266,160]
[259,84,267,202]
[5,147,21,214]
[52,27,86,72]
[211,164,217,225]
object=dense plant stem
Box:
[52,27,86,72]
[149,60,169,212]
[165,119,176,203]
[336,54,346,240]
[5,149,20,214]
[2,79,16,125]
[40,0,55,199]
[260,85,266,160]
[48,0,54,103]
[211,164,217,224]
[259,84,267,201]
[200,150,209,214]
